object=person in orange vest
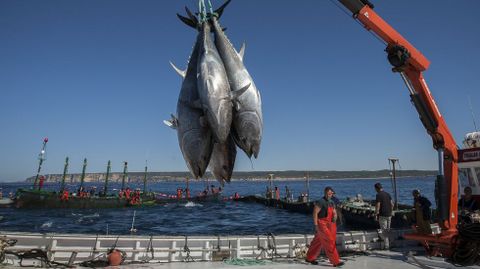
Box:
[60,188,69,201]
[185,188,191,199]
[38,176,45,191]
[177,188,183,199]
[130,189,141,205]
[305,187,344,267]
[274,186,280,200]
[125,188,131,200]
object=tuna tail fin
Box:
[169,61,186,78]
[177,13,197,29]
[239,42,246,61]
[185,6,199,25]
[214,0,231,19]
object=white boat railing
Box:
[0,229,417,267]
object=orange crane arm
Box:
[337,0,459,237]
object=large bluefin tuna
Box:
[210,16,263,158]
[197,21,233,143]
[165,32,213,178]
[209,134,236,184]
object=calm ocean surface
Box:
[0,177,435,235]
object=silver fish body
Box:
[211,17,263,158]
[173,33,213,178]
[209,134,236,184]
[197,21,232,144]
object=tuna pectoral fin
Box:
[239,42,246,61]
[177,13,197,29]
[163,114,178,129]
[169,61,186,79]
[230,83,251,100]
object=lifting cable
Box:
[327,0,387,47]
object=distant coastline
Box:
[23,170,436,183]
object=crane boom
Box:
[337,0,459,256]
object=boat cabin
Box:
[458,131,480,203]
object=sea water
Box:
[0,176,435,235]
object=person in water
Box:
[306,186,344,267]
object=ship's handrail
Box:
[0,229,416,266]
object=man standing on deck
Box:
[374,183,393,249]
[306,187,344,267]
[412,189,432,234]
[458,186,478,214]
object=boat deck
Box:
[85,250,480,269]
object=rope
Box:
[147,235,155,260]
[224,258,271,266]
[452,223,480,266]
[183,236,194,262]
[198,0,207,22]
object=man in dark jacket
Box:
[374,183,394,249]
[412,189,432,234]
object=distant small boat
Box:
[154,192,222,204]
[236,195,316,214]
[339,198,412,229]
[0,198,13,207]
[14,189,156,209]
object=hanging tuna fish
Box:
[166,0,263,183]
[164,29,213,179]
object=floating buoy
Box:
[108,249,123,266]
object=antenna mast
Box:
[388,158,399,210]
[60,157,69,192]
[121,161,128,190]
[468,96,478,132]
[103,160,111,195]
[33,137,48,189]
[79,158,87,189]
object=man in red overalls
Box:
[306,186,344,267]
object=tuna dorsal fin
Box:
[239,42,246,61]
[230,83,251,100]
[214,0,232,19]
[177,13,197,29]
[169,61,186,78]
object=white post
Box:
[235,238,241,259]
[203,241,209,261]
[48,239,57,261]
[169,241,176,262]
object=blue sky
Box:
[1,1,479,182]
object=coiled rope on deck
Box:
[452,223,480,266]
